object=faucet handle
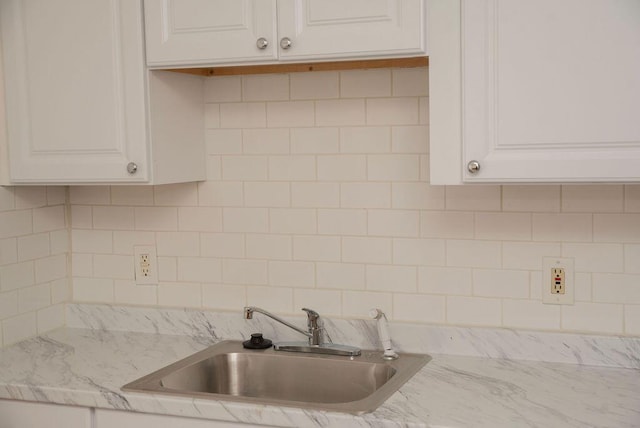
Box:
[301,308,321,328]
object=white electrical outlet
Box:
[134,245,158,285]
[542,257,574,305]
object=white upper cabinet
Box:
[429,0,640,184]
[143,0,426,67]
[0,0,205,185]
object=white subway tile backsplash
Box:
[290,72,339,100]
[475,213,532,241]
[502,299,561,330]
[317,155,367,181]
[223,259,267,285]
[0,210,32,239]
[18,284,51,313]
[73,278,114,303]
[71,230,112,254]
[0,187,15,211]
[393,238,445,266]
[114,280,157,306]
[177,257,222,283]
[247,286,293,313]
[368,210,420,238]
[473,269,529,299]
[418,267,472,296]
[0,291,17,320]
[242,129,290,154]
[316,262,365,290]
[447,240,502,269]
[366,265,417,293]
[269,208,316,234]
[594,214,640,243]
[293,289,342,317]
[625,305,640,335]
[392,183,444,210]
[198,182,244,207]
[268,261,315,287]
[46,187,67,206]
[318,209,367,236]
[367,155,420,181]
[245,234,291,260]
[156,232,200,257]
[502,242,561,270]
[158,257,177,282]
[242,74,289,101]
[391,125,429,154]
[420,211,474,239]
[574,272,593,302]
[178,207,223,232]
[267,101,315,128]
[222,156,268,181]
[2,312,37,345]
[219,103,266,128]
[223,208,268,233]
[446,296,502,327]
[36,304,64,334]
[202,233,245,259]
[445,185,501,212]
[14,187,47,209]
[205,76,241,103]
[292,183,339,208]
[269,156,317,181]
[244,182,290,207]
[17,233,50,261]
[33,206,66,233]
[202,283,246,310]
[393,294,445,323]
[340,127,390,153]
[392,68,429,97]
[35,254,67,283]
[293,235,340,262]
[366,98,420,125]
[562,302,623,334]
[532,214,593,242]
[112,231,155,255]
[592,273,640,304]
[562,185,624,213]
[0,238,17,266]
[625,185,640,212]
[205,129,242,154]
[340,69,391,98]
[69,186,110,205]
[342,290,392,318]
[158,283,201,308]
[92,206,134,231]
[204,103,220,129]
[340,183,391,209]
[111,186,154,206]
[290,127,339,153]
[316,99,365,126]
[134,207,178,231]
[625,245,640,273]
[342,237,392,264]
[562,243,624,273]
[502,185,561,212]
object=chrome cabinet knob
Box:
[256,37,268,50]
[467,160,481,174]
[127,162,138,174]
[279,37,292,49]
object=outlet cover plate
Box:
[134,245,158,285]
[542,257,574,305]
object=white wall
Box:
[69,67,640,336]
[0,186,68,346]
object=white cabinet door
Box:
[277,0,425,62]
[144,0,278,67]
[94,409,266,428]
[0,0,150,183]
[0,400,91,428]
[429,0,640,184]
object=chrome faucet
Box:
[243,306,361,357]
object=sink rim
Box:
[122,340,431,415]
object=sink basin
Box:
[123,340,430,414]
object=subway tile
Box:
[269,156,317,181]
[624,185,640,212]
[73,278,114,303]
[502,185,561,212]
[574,272,593,302]
[594,214,640,243]
[112,231,155,255]
[244,182,290,207]
[92,206,134,230]
[290,127,339,153]
[367,98,420,125]
[393,294,445,324]
[316,99,365,126]
[267,101,315,128]
[33,206,66,233]
[134,207,178,231]
[219,102,266,128]
[245,234,291,260]
[201,233,245,259]
[177,257,222,283]
[205,76,241,102]
[114,280,157,306]
[0,187,15,211]
[625,244,640,273]
[223,259,268,285]
[562,243,623,273]
[71,206,92,229]
[420,211,474,239]
[206,156,222,181]
[445,185,501,211]
[242,74,289,101]
[419,154,430,181]
[367,155,420,181]
[342,291,392,319]
[473,269,529,299]
[17,233,50,261]
[503,300,561,330]
[592,273,640,304]
[446,240,502,269]
[204,103,220,128]
[222,156,268,181]
[269,208,316,234]
[446,296,502,327]
[205,129,242,154]
[316,262,365,290]
[532,214,593,242]
[340,69,391,98]
[317,209,367,236]
[290,71,339,100]
[317,155,367,181]
[110,186,154,206]
[50,230,69,255]
[293,235,341,262]
[14,187,47,209]
[247,286,293,314]
[46,187,67,206]
[340,183,391,208]
[366,265,417,293]
[340,127,391,153]
[37,304,65,334]
[71,254,92,278]
[35,254,67,283]
[562,302,623,334]
[69,186,110,205]
[368,210,419,238]
[475,213,531,241]
[392,183,445,210]
[0,210,32,239]
[223,208,268,233]
[269,261,315,288]
[391,125,429,153]
[0,291,18,320]
[156,232,200,257]
[242,128,289,154]
[158,257,177,282]
[0,238,17,266]
[418,267,472,296]
[2,312,37,346]
[291,183,339,208]
[18,284,51,312]
[342,237,392,264]
[393,238,445,266]
[71,230,113,254]
[625,305,640,335]
[51,278,70,306]
[202,283,246,311]
[158,283,202,308]
[178,207,223,232]
[502,242,562,270]
[392,67,428,96]
[294,289,342,317]
[562,185,624,213]
[198,182,244,207]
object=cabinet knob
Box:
[467,160,481,174]
[256,37,269,50]
[279,37,292,50]
[127,162,138,174]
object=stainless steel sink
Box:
[123,340,430,414]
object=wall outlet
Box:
[542,257,574,305]
[134,245,158,285]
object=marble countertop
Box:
[0,326,639,428]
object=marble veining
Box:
[67,303,640,369]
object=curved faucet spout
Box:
[244,306,312,339]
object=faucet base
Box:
[274,341,361,357]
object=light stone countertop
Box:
[0,326,639,428]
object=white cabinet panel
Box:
[143,0,426,67]
[0,400,91,428]
[144,0,278,67]
[429,0,640,184]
